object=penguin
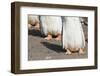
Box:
[28,15,40,30]
[80,17,88,26]
[62,16,85,55]
[40,16,62,40]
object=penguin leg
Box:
[55,33,61,41]
[28,24,32,30]
[65,48,72,55]
[34,22,40,31]
[79,48,85,54]
[44,33,52,40]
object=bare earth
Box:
[28,24,88,61]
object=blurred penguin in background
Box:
[40,16,62,40]
[80,17,88,26]
[62,16,85,55]
[28,15,40,30]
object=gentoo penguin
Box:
[62,16,85,55]
[40,16,62,40]
[28,15,40,30]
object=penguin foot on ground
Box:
[28,15,40,30]
[44,34,52,40]
[34,23,40,31]
[54,34,61,41]
[28,24,32,30]
[65,48,72,55]
[65,48,85,55]
[40,16,62,40]
[79,48,85,54]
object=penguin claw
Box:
[65,51,72,55]
[79,49,85,54]
[65,49,72,55]
[44,34,52,40]
[28,24,32,30]
[44,37,52,40]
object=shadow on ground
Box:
[28,29,42,37]
[41,42,65,53]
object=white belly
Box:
[40,16,62,35]
[62,17,85,50]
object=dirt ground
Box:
[28,23,88,61]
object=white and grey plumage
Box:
[40,16,62,36]
[62,16,85,51]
